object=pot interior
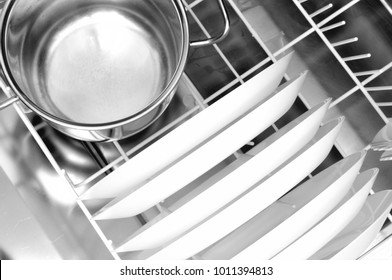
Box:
[2,0,185,124]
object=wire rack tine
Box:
[310,3,333,18]
[331,62,392,107]
[317,0,360,28]
[366,86,392,92]
[188,0,203,9]
[320,20,346,32]
[380,0,392,16]
[362,61,392,86]
[182,0,244,84]
[342,53,372,62]
[113,141,129,162]
[332,37,358,47]
[355,70,379,77]
[293,0,389,123]
[377,102,392,107]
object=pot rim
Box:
[0,0,190,131]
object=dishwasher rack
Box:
[2,0,392,260]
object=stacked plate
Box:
[80,53,392,260]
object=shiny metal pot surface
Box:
[0,0,229,142]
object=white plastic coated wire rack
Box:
[3,0,392,259]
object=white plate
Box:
[370,120,392,151]
[380,149,392,161]
[272,168,377,260]
[115,99,331,252]
[147,118,344,260]
[94,73,306,220]
[198,200,294,259]
[163,153,252,211]
[232,151,366,260]
[80,53,293,200]
[309,190,392,260]
[199,153,369,260]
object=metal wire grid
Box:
[4,0,392,259]
[292,0,392,254]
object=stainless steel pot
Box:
[0,0,229,142]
